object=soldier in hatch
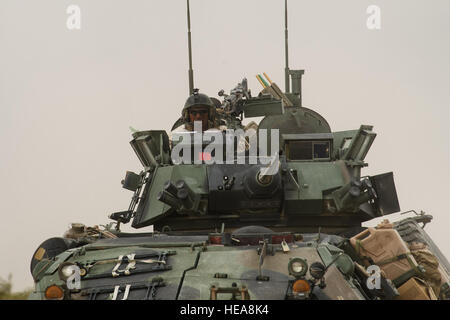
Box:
[172,89,218,132]
[171,89,248,155]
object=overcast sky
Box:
[1,0,449,291]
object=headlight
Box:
[309,261,326,280]
[58,262,78,281]
[288,258,308,277]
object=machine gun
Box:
[218,77,284,122]
[218,78,251,116]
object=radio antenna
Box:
[284,0,290,93]
[187,0,194,94]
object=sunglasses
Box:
[189,110,208,116]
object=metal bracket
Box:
[82,251,175,279]
[256,240,270,281]
[210,285,250,300]
[84,279,166,300]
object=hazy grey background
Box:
[1,0,449,291]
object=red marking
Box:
[209,236,222,244]
[271,235,294,244]
[198,152,212,161]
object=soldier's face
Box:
[189,106,209,131]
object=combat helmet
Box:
[182,89,216,126]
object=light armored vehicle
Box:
[29,1,450,301]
